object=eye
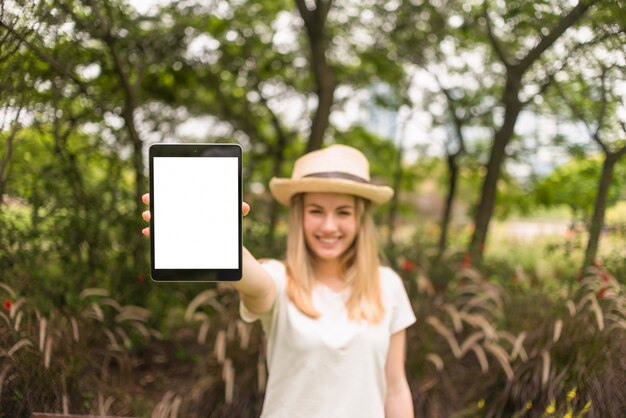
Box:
[338,211,353,216]
[308,209,322,215]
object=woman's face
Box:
[302,193,357,262]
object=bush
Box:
[402,265,626,417]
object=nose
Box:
[321,214,339,233]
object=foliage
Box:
[534,156,626,221]
[606,202,626,227]
[0,127,147,305]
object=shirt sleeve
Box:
[387,268,417,334]
[239,259,286,326]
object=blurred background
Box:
[0,0,625,417]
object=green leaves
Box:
[533,156,626,220]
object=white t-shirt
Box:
[239,260,417,418]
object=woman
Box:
[142,144,416,418]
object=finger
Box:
[142,210,151,222]
[142,227,150,237]
[142,193,150,205]
[242,202,250,216]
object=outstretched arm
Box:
[236,246,275,315]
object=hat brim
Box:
[269,177,394,207]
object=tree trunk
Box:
[437,153,459,258]
[470,0,594,266]
[127,107,146,269]
[583,152,621,269]
[52,121,88,266]
[469,75,523,264]
[295,0,336,153]
[265,133,288,247]
[106,33,146,271]
[0,124,19,212]
[386,142,404,252]
[306,60,335,152]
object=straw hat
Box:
[269,144,394,207]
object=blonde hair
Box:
[285,193,385,324]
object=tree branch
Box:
[553,80,596,144]
[520,56,571,107]
[441,88,467,155]
[518,0,595,74]
[0,12,28,63]
[318,0,333,24]
[294,0,313,27]
[595,66,608,138]
[257,89,292,146]
[428,70,467,157]
[555,78,611,154]
[482,2,511,67]
[0,19,89,95]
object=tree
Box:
[389,0,499,258]
[426,74,481,259]
[466,0,598,264]
[551,33,626,269]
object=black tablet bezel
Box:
[149,143,242,282]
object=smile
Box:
[316,236,342,246]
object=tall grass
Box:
[403,262,626,417]
[1,231,624,417]
[0,282,157,417]
[151,284,265,418]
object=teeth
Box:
[319,237,339,243]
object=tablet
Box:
[149,143,242,282]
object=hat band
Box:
[303,171,369,184]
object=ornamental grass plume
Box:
[135,282,266,417]
[0,282,157,417]
[405,264,626,417]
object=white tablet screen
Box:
[152,156,239,269]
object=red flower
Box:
[461,253,472,269]
[597,287,607,300]
[401,260,416,273]
[137,273,146,283]
[600,272,610,283]
[3,298,12,311]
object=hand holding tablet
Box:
[147,143,243,282]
